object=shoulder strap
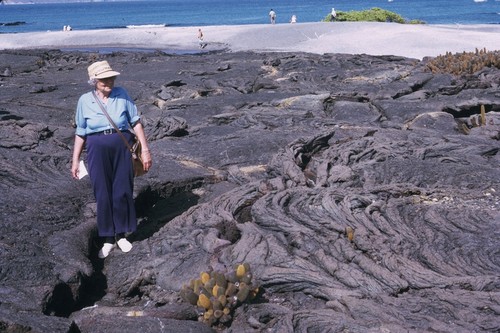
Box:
[92,91,134,152]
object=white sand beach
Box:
[1,22,499,59]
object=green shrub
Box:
[407,19,426,24]
[324,7,424,24]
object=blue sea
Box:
[1,0,499,34]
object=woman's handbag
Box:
[130,136,147,177]
[92,92,147,177]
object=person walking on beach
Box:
[269,9,276,24]
[197,28,206,49]
[71,60,152,259]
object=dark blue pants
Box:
[86,131,136,237]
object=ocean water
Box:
[0,0,499,34]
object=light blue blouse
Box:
[75,86,140,137]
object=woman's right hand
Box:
[71,160,80,179]
[71,135,86,180]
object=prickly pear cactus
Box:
[179,263,259,326]
[427,48,500,75]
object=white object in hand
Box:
[78,160,88,179]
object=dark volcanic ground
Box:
[0,49,499,333]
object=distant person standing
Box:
[331,8,337,22]
[290,14,297,24]
[269,9,276,24]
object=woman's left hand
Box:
[141,149,152,172]
[132,122,152,172]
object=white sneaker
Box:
[117,238,133,253]
[98,243,115,258]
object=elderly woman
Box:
[71,60,152,258]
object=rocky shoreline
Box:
[0,48,499,332]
